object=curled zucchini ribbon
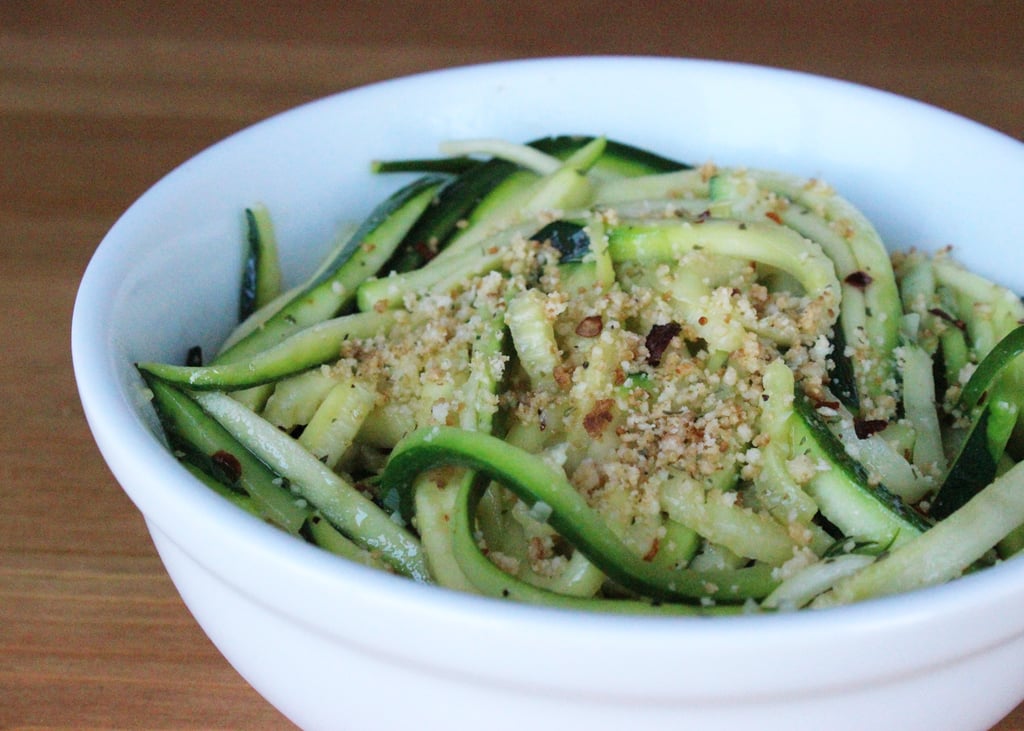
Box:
[144,374,309,533]
[143,372,427,580]
[932,324,1024,518]
[218,174,445,364]
[382,426,779,605]
[239,204,283,321]
[448,475,745,615]
[137,311,395,390]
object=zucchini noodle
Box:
[138,135,1024,612]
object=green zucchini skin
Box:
[826,319,859,412]
[531,135,691,176]
[143,375,309,533]
[373,135,684,275]
[371,156,476,175]
[382,158,519,273]
[605,218,841,320]
[960,324,1024,410]
[190,390,430,581]
[146,374,411,574]
[137,311,393,390]
[450,476,745,616]
[382,426,779,604]
[530,220,591,263]
[791,391,929,549]
[215,174,444,365]
[931,325,1024,519]
[931,409,999,520]
[239,204,283,321]
[745,170,902,419]
[374,135,690,180]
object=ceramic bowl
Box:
[72,57,1024,731]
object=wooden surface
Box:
[2,2,1022,728]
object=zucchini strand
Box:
[382,426,779,604]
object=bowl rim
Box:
[72,54,1024,698]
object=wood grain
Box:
[2,2,1022,728]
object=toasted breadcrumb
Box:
[331,203,843,574]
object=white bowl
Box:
[72,57,1024,731]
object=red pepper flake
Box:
[646,322,682,366]
[765,211,783,225]
[413,240,437,262]
[354,482,375,498]
[928,307,967,331]
[583,399,615,438]
[528,536,547,562]
[844,271,874,290]
[854,418,888,439]
[575,315,603,338]
[211,450,242,483]
[808,393,841,411]
[643,537,660,562]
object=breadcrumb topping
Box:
[330,203,842,571]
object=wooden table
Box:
[2,2,1022,728]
